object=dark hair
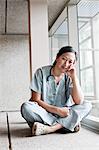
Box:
[53,46,77,66]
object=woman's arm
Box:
[67,65,84,104]
[71,75,84,104]
[31,91,69,117]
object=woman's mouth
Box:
[61,66,68,71]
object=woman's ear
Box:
[55,56,58,62]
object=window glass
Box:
[49,19,68,64]
[80,50,92,69]
[77,0,99,120]
[93,14,99,49]
[81,68,94,96]
[94,51,99,99]
[79,22,91,43]
[79,38,92,49]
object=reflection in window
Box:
[79,22,91,43]
[80,50,92,69]
[79,38,92,49]
[50,19,68,64]
[94,51,99,100]
[78,0,99,119]
[93,14,99,49]
[81,68,94,96]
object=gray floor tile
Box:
[0,112,9,150]
[6,112,99,150]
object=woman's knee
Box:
[21,102,29,117]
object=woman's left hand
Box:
[66,64,76,79]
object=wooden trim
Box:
[28,0,32,81]
[5,0,7,33]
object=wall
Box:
[30,0,49,74]
[0,0,49,111]
[0,35,30,111]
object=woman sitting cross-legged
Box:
[21,46,92,136]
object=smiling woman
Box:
[21,46,92,136]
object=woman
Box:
[21,46,92,136]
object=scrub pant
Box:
[21,101,92,131]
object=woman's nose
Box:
[65,60,69,66]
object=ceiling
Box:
[0,0,80,35]
[48,0,80,29]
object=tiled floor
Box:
[0,111,99,150]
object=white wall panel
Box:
[7,0,28,34]
[0,35,30,111]
[30,0,49,74]
[0,0,5,34]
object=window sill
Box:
[81,115,99,133]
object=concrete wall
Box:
[0,0,30,111]
[0,0,49,111]
[0,35,30,111]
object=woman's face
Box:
[55,52,76,73]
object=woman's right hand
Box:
[56,107,70,117]
[31,91,70,117]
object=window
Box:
[49,8,68,64]
[78,0,99,121]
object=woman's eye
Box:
[69,61,73,64]
[62,57,66,60]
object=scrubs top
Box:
[30,65,73,107]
